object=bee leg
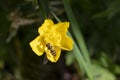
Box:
[43,55,48,65]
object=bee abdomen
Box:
[51,50,56,56]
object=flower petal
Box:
[30,36,45,56]
[60,34,73,51]
[38,19,54,36]
[53,22,69,33]
[45,46,61,62]
[44,31,61,46]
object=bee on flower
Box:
[29,19,73,63]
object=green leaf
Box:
[91,64,116,80]
[111,65,120,75]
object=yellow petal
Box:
[53,22,69,33]
[45,46,61,62]
[38,19,54,36]
[44,31,61,46]
[60,34,73,51]
[29,36,45,56]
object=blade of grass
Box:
[50,11,61,22]
[37,0,49,19]
[50,11,84,73]
[72,37,93,80]
[51,11,93,80]
[62,0,91,65]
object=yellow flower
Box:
[30,19,73,62]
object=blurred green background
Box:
[0,0,120,80]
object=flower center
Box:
[44,31,61,46]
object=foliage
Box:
[0,0,120,80]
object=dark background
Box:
[0,0,120,80]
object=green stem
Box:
[37,0,48,19]
[51,11,93,80]
[62,0,91,64]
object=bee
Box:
[46,43,56,56]
[43,43,56,65]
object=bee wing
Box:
[52,46,59,49]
